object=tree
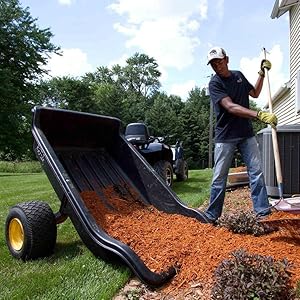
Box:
[37,77,93,112]
[85,53,161,99]
[0,0,60,160]
[83,53,162,125]
[123,53,161,98]
[145,92,180,138]
[84,66,114,86]
[92,83,125,120]
[179,87,211,169]
[250,100,265,134]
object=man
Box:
[203,46,277,224]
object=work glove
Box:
[257,111,278,128]
[258,59,272,77]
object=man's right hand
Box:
[257,111,278,128]
[261,59,272,71]
[258,59,272,77]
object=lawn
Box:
[0,172,130,300]
[0,168,212,300]
[172,169,212,207]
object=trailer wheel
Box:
[5,201,57,260]
[154,160,173,187]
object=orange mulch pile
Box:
[230,166,247,173]
[81,185,300,295]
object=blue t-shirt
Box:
[209,70,254,142]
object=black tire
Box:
[153,160,173,187]
[176,160,189,181]
[5,201,57,260]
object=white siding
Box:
[274,92,292,121]
[273,3,300,124]
[290,4,300,80]
[296,70,300,113]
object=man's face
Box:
[210,57,228,76]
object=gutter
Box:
[264,81,291,109]
[271,0,300,19]
[271,0,280,19]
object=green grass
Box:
[0,168,212,299]
[0,172,130,300]
[173,169,212,207]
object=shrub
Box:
[122,288,142,300]
[217,211,276,236]
[296,281,300,298]
[211,249,295,300]
[0,161,42,173]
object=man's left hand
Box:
[257,111,277,128]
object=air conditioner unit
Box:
[257,125,300,197]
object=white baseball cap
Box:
[207,47,227,65]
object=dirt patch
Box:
[81,185,300,299]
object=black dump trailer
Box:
[5,106,207,287]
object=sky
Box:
[20,0,290,108]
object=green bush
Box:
[0,161,42,173]
[212,249,295,300]
[217,211,277,236]
[296,281,300,298]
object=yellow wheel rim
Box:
[9,218,24,251]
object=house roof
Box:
[264,81,291,109]
[271,0,300,18]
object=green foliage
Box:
[296,281,300,298]
[0,160,42,173]
[81,52,162,125]
[123,53,161,97]
[212,249,295,300]
[178,87,211,168]
[85,52,161,98]
[122,288,142,300]
[92,83,125,119]
[250,100,266,134]
[121,91,148,125]
[0,0,60,160]
[37,76,93,112]
[145,92,179,138]
[217,211,277,236]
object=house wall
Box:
[273,3,300,124]
[290,4,300,80]
[273,90,293,123]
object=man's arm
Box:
[249,74,264,98]
[249,59,272,98]
[220,96,278,128]
[220,96,257,119]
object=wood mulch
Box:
[229,166,247,173]
[81,185,300,300]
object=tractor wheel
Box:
[5,201,57,260]
[176,160,189,181]
[154,160,173,187]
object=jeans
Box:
[205,136,270,221]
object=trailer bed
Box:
[31,106,207,286]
